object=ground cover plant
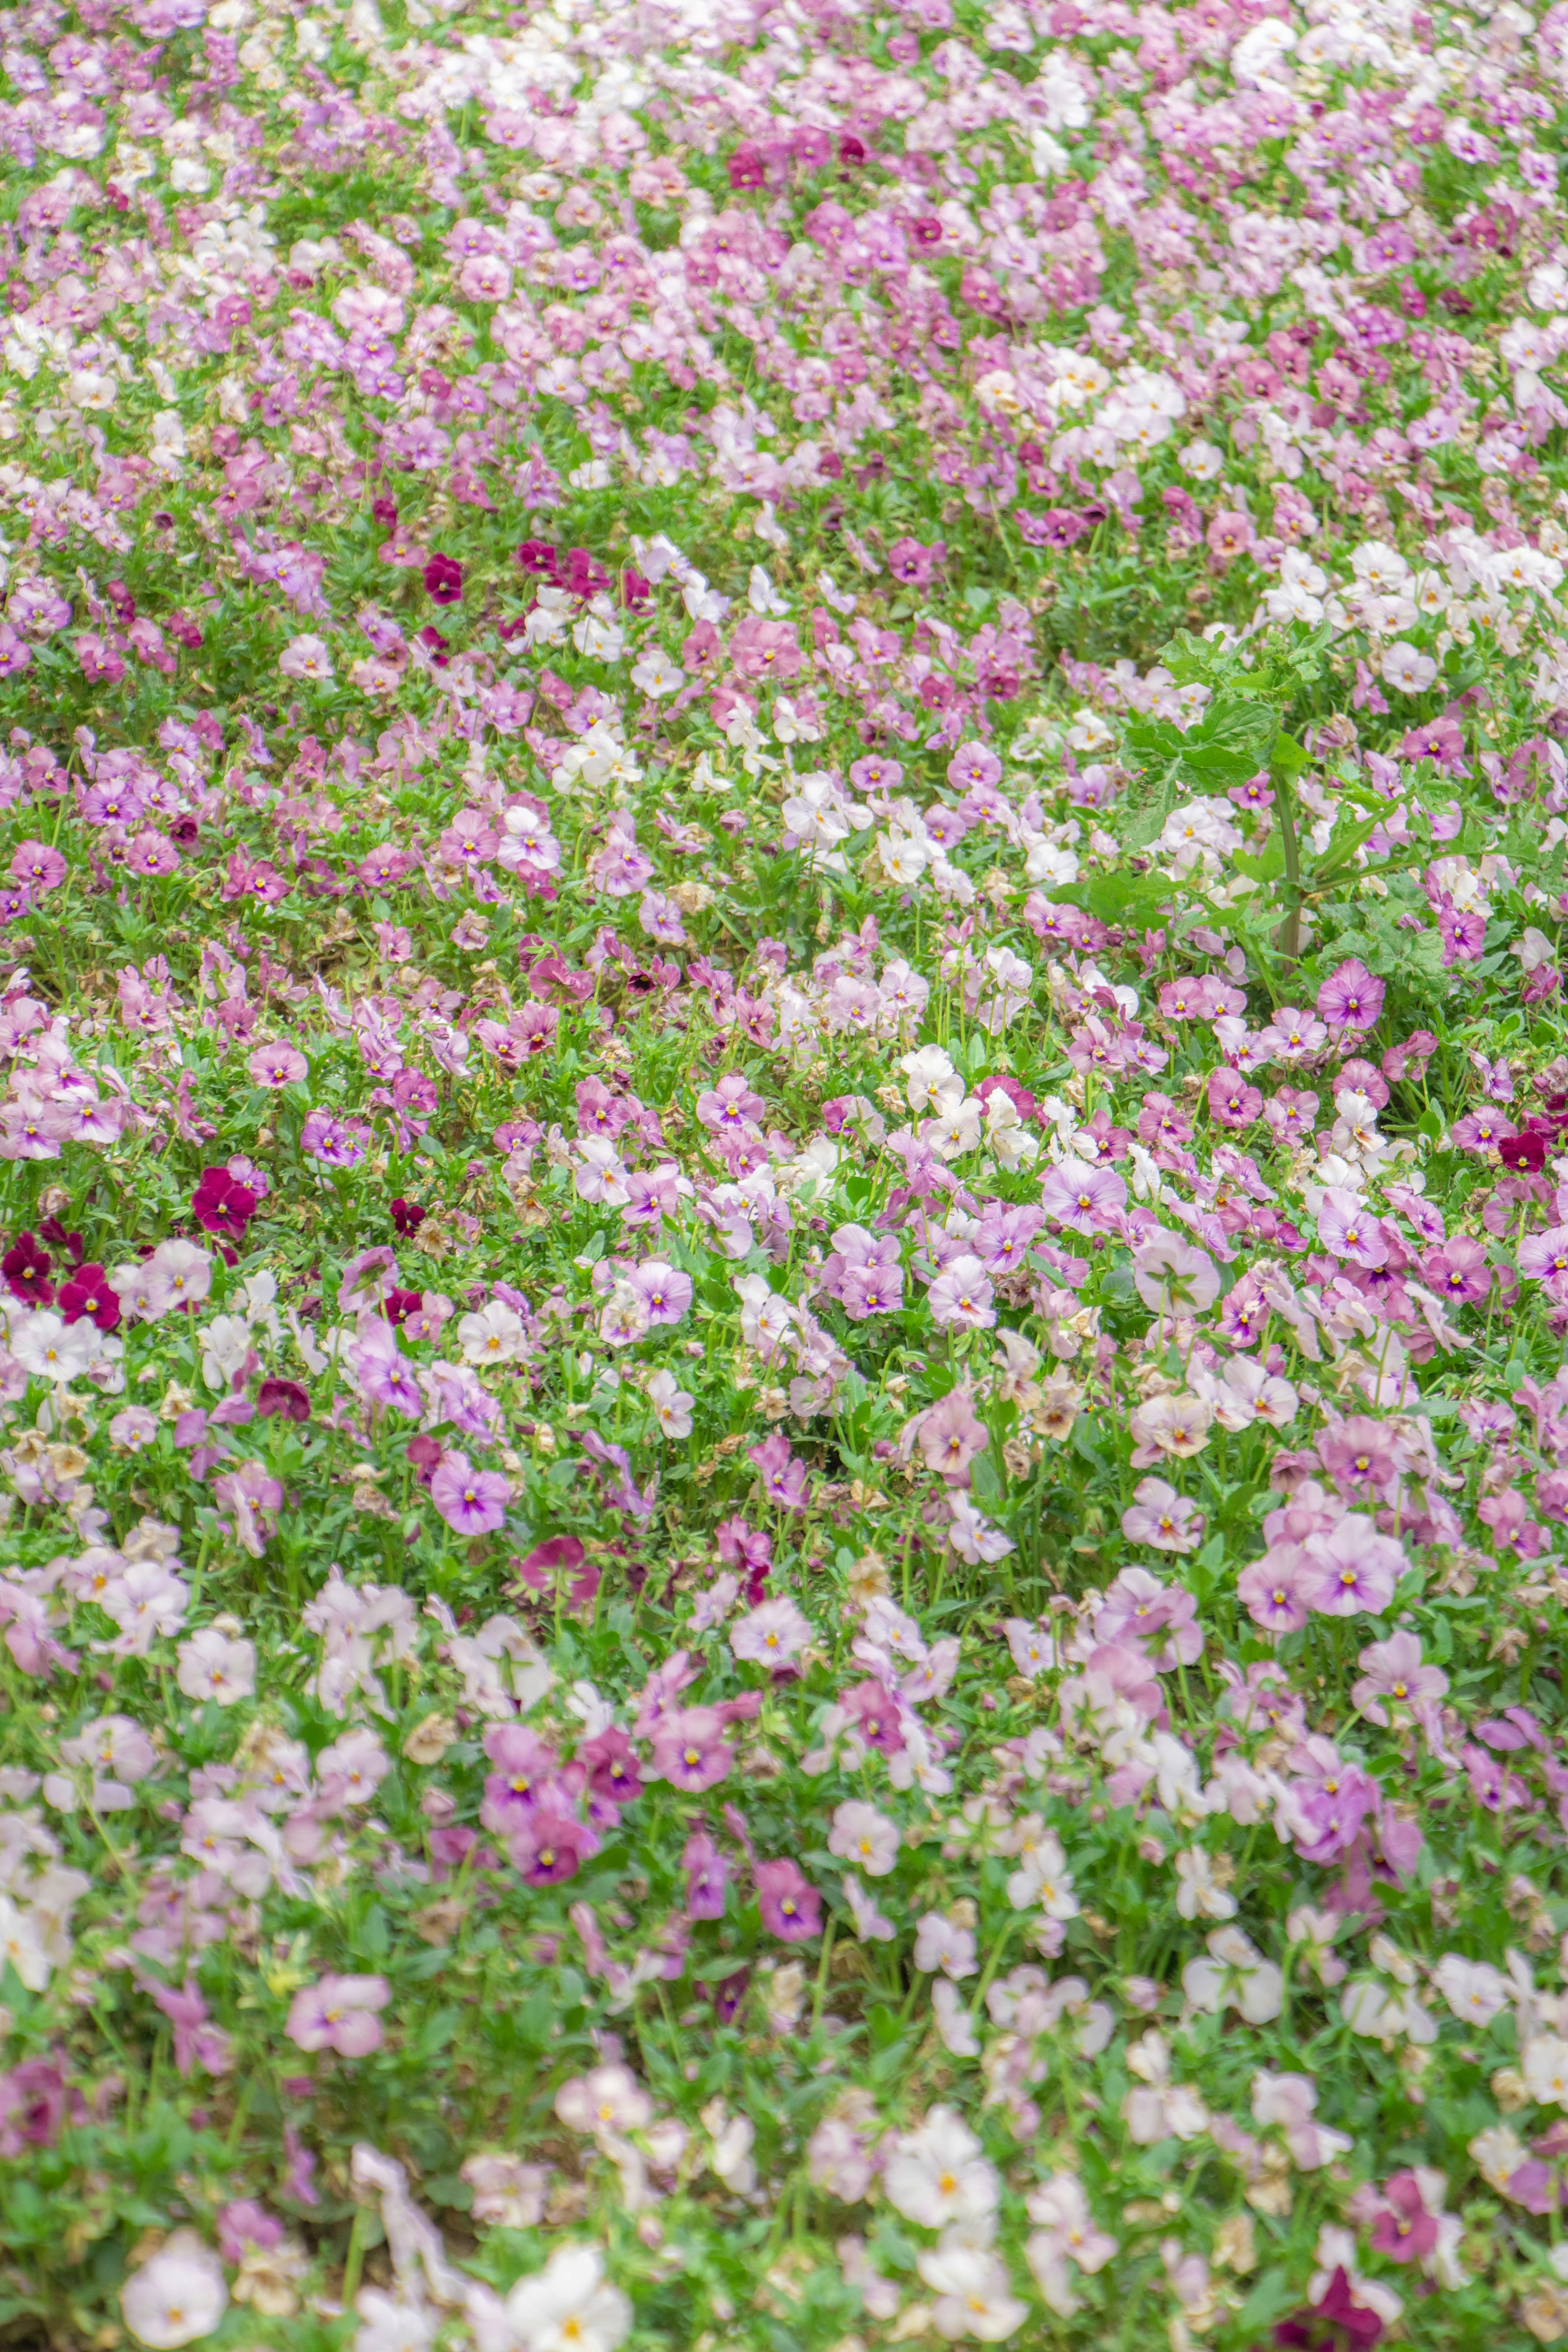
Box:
[12,0,1568,2343]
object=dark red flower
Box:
[371,494,399,529]
[2,1233,53,1306]
[192,1168,258,1243]
[726,142,765,190]
[1274,2268,1384,2351]
[58,1265,120,1332]
[913,215,943,245]
[384,1287,423,1325]
[560,547,609,600]
[516,539,558,578]
[423,553,463,605]
[390,1198,426,1238]
[621,568,651,610]
[36,1218,84,1264]
[1499,1128,1550,1173]
[256,1377,311,1422]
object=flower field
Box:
[11,0,1568,2343]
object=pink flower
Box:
[9,841,65,893]
[915,1387,990,1485]
[248,1042,307,1088]
[650,1706,733,1793]
[429,1449,510,1535]
[1368,2172,1439,2263]
[754,1856,820,1941]
[285,1972,390,2058]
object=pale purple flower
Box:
[1131,1234,1220,1314]
[916,1387,990,1485]
[285,1972,390,2057]
[1236,1546,1313,1633]
[730,1595,813,1672]
[1302,1517,1404,1617]
[1350,1630,1448,1723]
[1040,1156,1127,1234]
[628,1260,692,1323]
[1120,1477,1205,1553]
[926,1253,996,1330]
[1316,1187,1388,1268]
[176,1628,256,1706]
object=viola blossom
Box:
[429,1450,510,1536]
[120,2232,229,2349]
[1040,1156,1127,1234]
[1350,1631,1448,1724]
[1120,1478,1205,1554]
[284,1973,390,2058]
[753,1857,820,1941]
[247,1042,307,1088]
[730,1596,812,1672]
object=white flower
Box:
[883,2106,1000,2229]
[1174,1844,1236,1920]
[878,828,929,885]
[458,1299,526,1365]
[0,1895,49,1990]
[176,1628,258,1707]
[122,2232,228,2348]
[644,1368,694,1440]
[900,1044,962,1113]
[630,648,684,697]
[1525,2034,1568,2107]
[505,2244,631,2352]
[916,2241,1028,2341]
[10,1311,96,1383]
[1181,1926,1284,2024]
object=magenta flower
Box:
[1316,958,1385,1032]
[285,1973,390,2058]
[1368,2172,1439,2263]
[429,1449,510,1535]
[424,552,463,604]
[754,1857,821,1942]
[510,1811,597,1886]
[9,840,65,893]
